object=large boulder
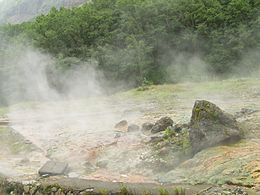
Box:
[189,100,242,154]
[151,117,174,134]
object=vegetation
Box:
[0,0,259,87]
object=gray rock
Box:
[38,161,68,176]
[151,117,173,134]
[127,124,140,132]
[114,120,128,129]
[189,100,242,154]
[141,122,154,131]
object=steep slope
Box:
[0,0,87,24]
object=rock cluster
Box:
[139,100,243,171]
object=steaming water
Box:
[5,99,155,182]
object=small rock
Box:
[38,161,68,176]
[127,124,140,132]
[115,120,127,128]
[151,117,174,134]
[25,140,32,144]
[141,122,154,132]
[114,120,128,131]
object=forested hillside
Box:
[1,0,260,87]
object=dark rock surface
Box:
[38,161,68,176]
[141,122,154,132]
[151,117,173,134]
[189,100,242,154]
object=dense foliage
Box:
[1,0,260,86]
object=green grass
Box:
[0,127,35,154]
[0,107,8,117]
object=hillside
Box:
[1,0,258,90]
[0,0,87,24]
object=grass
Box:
[0,127,35,154]
[0,106,8,117]
[116,78,260,100]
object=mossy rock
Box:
[189,100,242,154]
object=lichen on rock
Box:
[189,100,242,154]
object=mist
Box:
[0,0,259,190]
[0,27,155,182]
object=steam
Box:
[0,41,105,105]
[166,54,213,83]
[0,35,125,177]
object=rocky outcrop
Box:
[189,100,242,154]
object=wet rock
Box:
[115,120,127,128]
[127,124,140,132]
[151,117,173,134]
[114,120,128,131]
[38,161,68,176]
[189,100,242,154]
[141,122,154,132]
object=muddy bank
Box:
[1,175,257,195]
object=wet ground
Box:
[0,78,259,190]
